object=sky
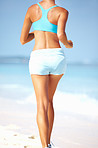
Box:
[0,0,98,63]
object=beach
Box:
[0,63,98,148]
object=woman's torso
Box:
[29,1,65,51]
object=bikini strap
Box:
[48,5,59,12]
[37,2,44,10]
[37,2,59,11]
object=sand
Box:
[0,90,98,148]
[0,124,42,148]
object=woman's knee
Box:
[49,99,53,106]
[37,97,49,112]
[48,100,54,113]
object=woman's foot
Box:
[48,144,52,148]
[48,142,59,148]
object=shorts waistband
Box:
[30,48,64,56]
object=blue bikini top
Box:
[32,2,59,34]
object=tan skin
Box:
[20,0,73,148]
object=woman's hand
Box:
[65,40,73,48]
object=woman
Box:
[20,0,73,148]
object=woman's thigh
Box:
[31,74,64,103]
[31,74,49,104]
[48,74,64,102]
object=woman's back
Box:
[28,1,69,50]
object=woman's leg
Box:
[48,74,64,144]
[31,74,64,148]
[31,74,49,148]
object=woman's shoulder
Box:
[57,5,69,14]
[28,3,38,10]
[26,4,39,17]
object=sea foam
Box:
[16,89,98,117]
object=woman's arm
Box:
[57,10,73,48]
[58,32,73,48]
[20,7,35,45]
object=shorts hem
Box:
[29,72,65,75]
[30,73,49,75]
[49,72,65,75]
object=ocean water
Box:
[0,63,98,117]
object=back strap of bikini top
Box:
[37,2,59,11]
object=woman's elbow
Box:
[57,32,65,40]
[20,38,25,45]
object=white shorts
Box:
[29,48,67,75]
